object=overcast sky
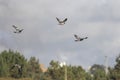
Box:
[0,0,120,69]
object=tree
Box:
[0,55,8,77]
[43,60,86,80]
[112,54,120,80]
[115,54,120,71]
[0,50,27,78]
[46,60,64,80]
[67,65,86,80]
[27,57,42,80]
[89,64,107,80]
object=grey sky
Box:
[0,0,120,69]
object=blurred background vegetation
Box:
[0,49,120,80]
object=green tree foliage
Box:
[0,55,8,77]
[46,60,63,80]
[89,64,106,80]
[27,57,42,80]
[111,54,120,80]
[115,54,120,70]
[0,50,42,79]
[67,65,86,80]
[0,50,27,78]
[1,49,120,80]
[43,60,86,80]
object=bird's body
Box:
[74,34,88,42]
[12,25,24,33]
[13,29,23,33]
[10,64,23,76]
[56,17,67,25]
[11,64,22,70]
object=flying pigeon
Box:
[10,64,23,76]
[11,64,21,70]
[12,25,24,33]
[56,17,67,25]
[74,34,88,42]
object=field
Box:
[0,78,32,80]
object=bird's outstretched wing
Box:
[56,17,60,23]
[85,37,88,39]
[63,18,67,22]
[56,17,67,25]
[74,34,80,39]
[19,29,24,33]
[12,25,18,30]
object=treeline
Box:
[42,59,120,80]
[0,50,42,80]
[0,50,120,80]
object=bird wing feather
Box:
[12,25,18,29]
[63,18,67,22]
[74,34,80,39]
[56,17,60,23]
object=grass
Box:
[0,78,32,80]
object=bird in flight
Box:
[56,17,67,25]
[10,64,23,76]
[11,64,22,70]
[74,34,88,42]
[12,25,24,33]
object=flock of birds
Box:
[12,17,88,42]
[10,17,88,75]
